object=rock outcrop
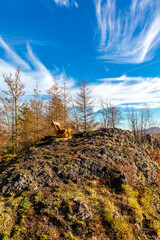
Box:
[0,128,159,240]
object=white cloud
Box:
[94,0,160,63]
[99,75,146,82]
[89,75,160,109]
[54,0,69,7]
[0,37,74,96]
[73,0,78,8]
[0,36,31,70]
[54,0,78,7]
[1,37,160,112]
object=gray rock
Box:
[2,173,37,195]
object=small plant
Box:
[30,191,42,203]
[11,227,19,237]
[140,187,152,213]
[20,192,27,197]
[20,200,30,210]
[152,220,160,236]
[102,199,133,240]
[53,200,61,208]
[19,215,25,225]
[54,187,61,192]
[64,231,77,240]
[122,185,143,222]
[39,235,47,240]
[0,232,10,240]
[65,164,71,168]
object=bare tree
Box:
[126,106,139,139]
[75,79,97,131]
[45,79,64,129]
[62,74,70,128]
[98,97,109,128]
[69,93,79,132]
[108,103,122,128]
[99,98,122,128]
[30,84,44,142]
[0,68,25,152]
[126,104,152,143]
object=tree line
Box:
[0,68,155,154]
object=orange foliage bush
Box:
[0,136,6,160]
[152,150,160,165]
[152,150,160,185]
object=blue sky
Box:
[0,0,160,124]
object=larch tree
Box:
[61,74,70,127]
[69,93,79,132]
[45,79,64,130]
[75,79,96,131]
[19,102,35,149]
[30,84,44,142]
[0,110,7,159]
[0,67,25,152]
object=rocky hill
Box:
[0,128,160,240]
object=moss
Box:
[11,227,19,237]
[53,200,61,208]
[64,231,77,240]
[30,191,42,203]
[122,185,143,222]
[18,199,30,214]
[54,187,61,192]
[7,195,23,209]
[39,235,47,240]
[19,215,25,225]
[152,220,160,236]
[140,187,152,213]
[0,232,10,240]
[102,199,134,240]
[65,164,71,168]
[20,192,28,197]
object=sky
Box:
[0,0,160,125]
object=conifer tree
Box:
[70,93,79,132]
[51,80,63,122]
[0,111,7,159]
[30,84,44,142]
[75,79,96,131]
[19,102,34,148]
[62,74,70,127]
[0,67,25,152]
[45,79,64,129]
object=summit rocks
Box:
[0,128,159,240]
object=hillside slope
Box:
[0,128,160,240]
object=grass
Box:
[102,198,134,240]
[122,185,143,223]
[30,191,42,203]
[64,231,77,240]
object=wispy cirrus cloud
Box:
[0,36,31,70]
[1,37,160,111]
[94,0,160,63]
[54,0,78,7]
[90,75,160,109]
[0,37,74,95]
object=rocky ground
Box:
[0,128,160,240]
